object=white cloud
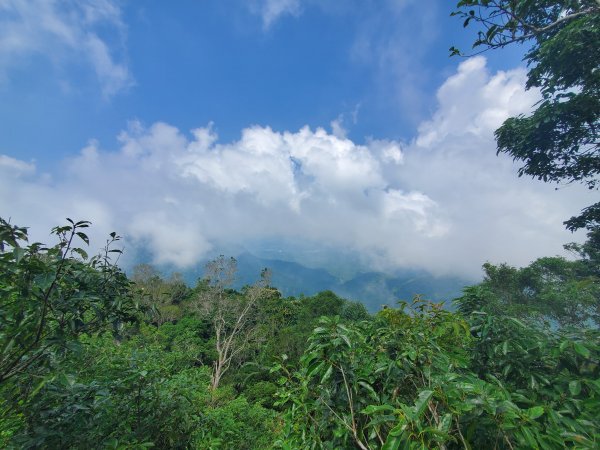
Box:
[0,57,593,278]
[330,116,347,139]
[416,57,540,147]
[0,0,132,97]
[0,154,35,175]
[251,0,302,29]
[0,119,435,269]
[368,139,403,165]
[391,57,593,275]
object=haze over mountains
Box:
[165,251,471,312]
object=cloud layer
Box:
[0,58,592,278]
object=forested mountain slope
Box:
[172,252,470,312]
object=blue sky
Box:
[0,0,593,278]
[0,0,523,164]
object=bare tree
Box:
[196,256,271,391]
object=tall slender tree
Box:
[195,256,271,391]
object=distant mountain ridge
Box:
[178,252,472,312]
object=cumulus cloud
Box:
[390,57,593,275]
[0,120,441,270]
[416,57,539,148]
[0,0,132,97]
[0,57,592,277]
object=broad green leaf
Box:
[562,432,593,446]
[75,231,89,245]
[569,380,581,396]
[12,247,26,263]
[306,361,324,378]
[573,342,590,359]
[30,376,53,397]
[520,427,538,448]
[72,247,88,260]
[508,317,527,328]
[526,406,544,420]
[358,381,379,402]
[382,433,402,450]
[414,390,433,417]
[320,364,333,384]
[389,421,408,437]
[339,333,352,348]
[367,414,398,427]
[438,413,452,433]
[362,404,395,415]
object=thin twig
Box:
[455,416,468,449]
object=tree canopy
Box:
[1,219,599,448]
[452,0,600,230]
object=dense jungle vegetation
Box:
[0,217,599,449]
[1,0,599,448]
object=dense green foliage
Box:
[0,218,137,386]
[276,302,599,449]
[452,0,600,230]
[458,254,600,328]
[1,218,599,448]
